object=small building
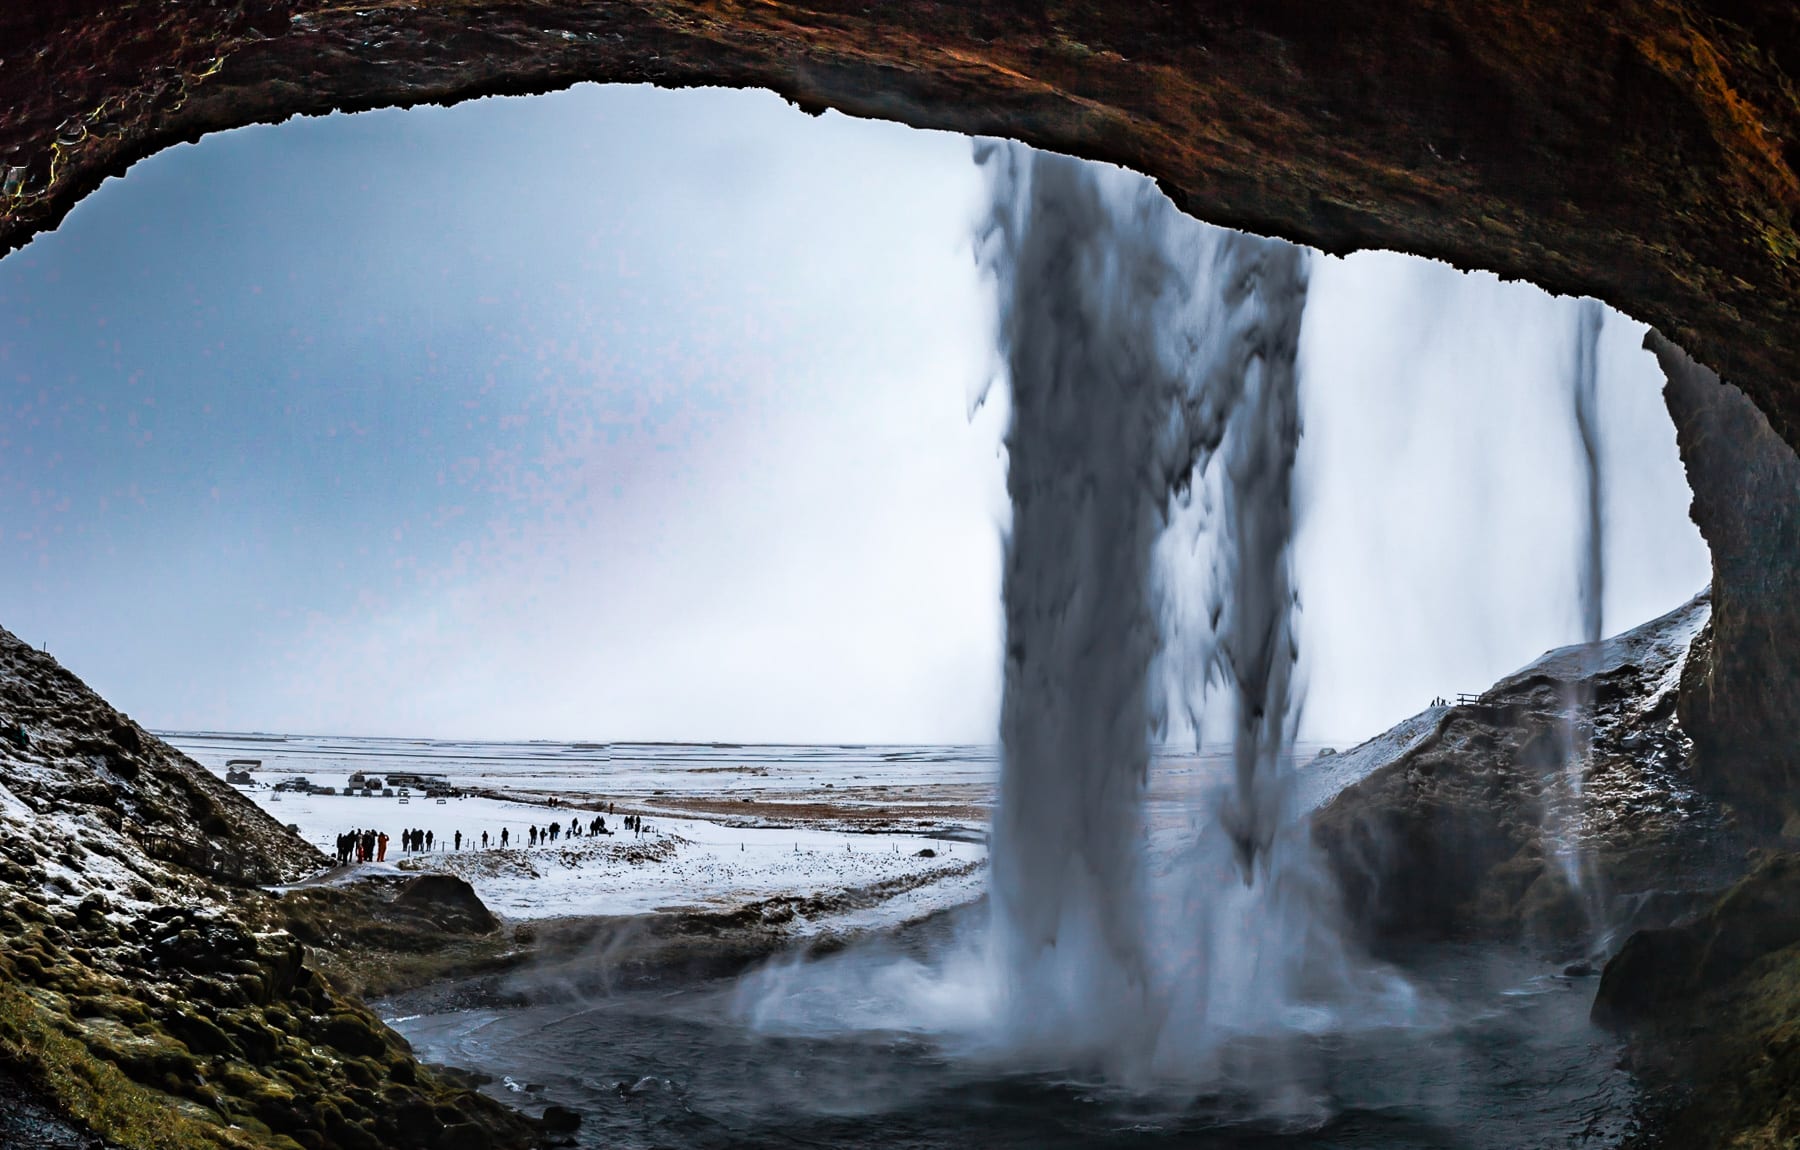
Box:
[385,772,453,791]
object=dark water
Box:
[389,941,1640,1150]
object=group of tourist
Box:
[521,813,641,846]
[335,828,387,864]
[330,805,656,867]
[398,827,439,853]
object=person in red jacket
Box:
[377,831,390,862]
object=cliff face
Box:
[1649,333,1800,832]
[0,630,321,891]
[0,1,1797,452]
[0,627,539,1150]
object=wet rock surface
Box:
[0,1067,114,1149]
[1594,853,1800,1149]
[1594,851,1800,1026]
[0,2,1796,455]
[1650,333,1800,834]
[1313,593,1744,958]
[0,624,545,1149]
[1312,590,1800,1145]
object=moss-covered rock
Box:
[1596,851,1800,1026]
[0,626,545,1149]
[1593,855,1800,1146]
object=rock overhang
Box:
[1,0,1796,447]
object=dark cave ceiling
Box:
[2,2,1796,447]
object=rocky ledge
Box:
[1313,591,1747,959]
[0,625,554,1150]
[1592,852,1800,1148]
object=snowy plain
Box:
[167,735,994,927]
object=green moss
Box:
[71,993,149,1024]
[0,978,250,1149]
[320,1010,394,1059]
[163,1008,234,1057]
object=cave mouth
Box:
[0,82,1725,1147]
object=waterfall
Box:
[1573,299,1606,653]
[976,143,1406,1075]
[1552,297,1608,948]
[978,144,1176,1055]
[737,142,1420,1091]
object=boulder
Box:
[540,1105,581,1133]
[1594,852,1800,1027]
[393,874,501,935]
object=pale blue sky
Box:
[0,83,1709,743]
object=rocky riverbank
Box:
[0,625,554,1150]
[3,585,1791,1149]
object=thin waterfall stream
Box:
[1560,297,1610,951]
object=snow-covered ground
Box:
[396,820,983,923]
[169,738,992,929]
[253,786,984,922]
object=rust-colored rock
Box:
[1,1,1796,451]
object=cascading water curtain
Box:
[736,143,1423,1095]
[1553,297,1609,950]
[977,142,1415,1082]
